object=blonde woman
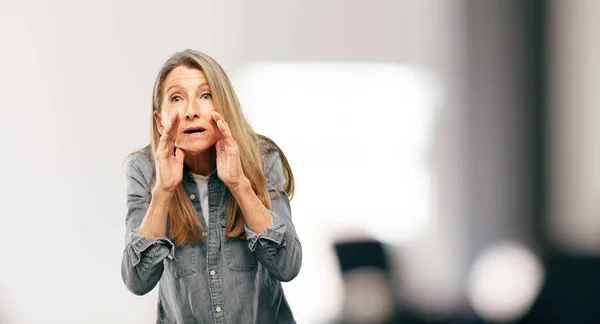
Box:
[121,49,301,323]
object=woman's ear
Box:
[153,111,164,135]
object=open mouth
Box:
[184,126,206,134]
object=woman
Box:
[121,49,302,324]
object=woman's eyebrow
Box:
[165,84,182,94]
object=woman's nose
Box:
[184,102,200,119]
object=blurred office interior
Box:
[1,0,599,323]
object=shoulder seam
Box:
[125,146,152,171]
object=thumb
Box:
[175,147,185,165]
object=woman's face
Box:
[155,65,220,154]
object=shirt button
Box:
[167,255,173,260]
[190,194,196,200]
[202,231,207,237]
[210,270,216,276]
[215,306,222,313]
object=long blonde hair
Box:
[147,49,294,245]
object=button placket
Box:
[206,178,226,321]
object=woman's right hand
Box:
[154,111,185,196]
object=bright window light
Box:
[232,61,441,324]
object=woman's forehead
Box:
[164,66,208,90]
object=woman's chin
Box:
[179,144,215,155]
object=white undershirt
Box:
[191,172,210,225]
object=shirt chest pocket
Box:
[165,244,198,279]
[224,237,258,272]
[219,212,258,272]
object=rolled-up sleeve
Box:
[244,150,302,282]
[244,209,286,252]
[121,156,173,296]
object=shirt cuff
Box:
[128,231,176,267]
[244,211,287,252]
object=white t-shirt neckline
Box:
[191,172,210,225]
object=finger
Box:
[165,111,180,140]
[212,112,234,141]
[159,111,176,139]
[216,119,233,148]
[163,113,180,143]
[211,111,226,126]
[174,147,185,164]
[158,112,179,154]
[158,131,173,155]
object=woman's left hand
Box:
[212,111,246,189]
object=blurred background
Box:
[1,0,599,323]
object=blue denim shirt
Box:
[121,144,302,324]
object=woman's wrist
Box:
[138,187,172,240]
[228,177,252,198]
[152,186,175,205]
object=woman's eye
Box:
[201,93,212,99]
[170,95,182,103]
